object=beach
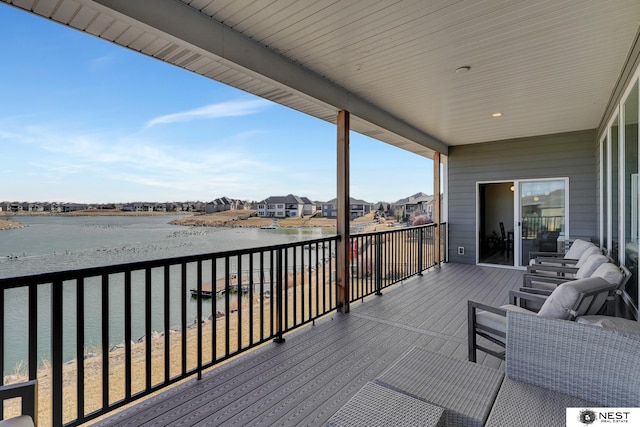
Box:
[170,209,391,232]
[0,219,26,230]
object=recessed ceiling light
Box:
[492,112,503,117]
[455,66,471,73]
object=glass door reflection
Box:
[519,180,567,266]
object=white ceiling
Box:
[3,0,640,158]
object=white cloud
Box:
[89,54,116,70]
[0,121,288,202]
[144,99,273,128]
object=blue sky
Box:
[0,4,434,204]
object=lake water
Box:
[0,215,332,374]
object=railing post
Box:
[418,227,424,276]
[196,261,203,380]
[375,233,383,295]
[274,248,285,343]
[52,280,63,427]
[433,151,441,267]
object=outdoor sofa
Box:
[327,311,640,427]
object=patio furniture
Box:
[468,276,617,361]
[485,311,640,425]
[522,252,609,301]
[0,417,34,427]
[576,314,640,333]
[528,238,594,265]
[374,347,504,427]
[326,381,445,427]
[523,259,621,290]
[534,229,561,252]
[525,246,603,278]
[521,263,630,313]
[330,312,640,427]
[0,380,37,427]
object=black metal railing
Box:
[349,223,446,300]
[0,223,445,426]
[521,215,564,239]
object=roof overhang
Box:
[4,0,640,158]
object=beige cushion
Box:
[564,239,594,259]
[537,277,611,319]
[0,416,34,427]
[575,254,609,278]
[590,263,623,285]
[475,304,532,342]
[574,245,601,267]
[576,315,640,333]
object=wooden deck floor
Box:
[93,263,523,427]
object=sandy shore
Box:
[170,209,387,231]
[0,209,389,232]
[170,209,338,228]
[0,219,26,230]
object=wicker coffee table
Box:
[326,381,444,427]
[374,347,504,427]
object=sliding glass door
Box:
[622,80,639,313]
[519,179,568,266]
[477,178,568,267]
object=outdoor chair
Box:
[528,238,595,266]
[524,250,607,282]
[522,263,631,314]
[0,380,37,427]
[522,262,631,292]
[467,276,618,362]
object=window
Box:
[601,72,640,314]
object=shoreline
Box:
[0,210,187,217]
[0,219,26,230]
[170,209,382,230]
[0,209,390,233]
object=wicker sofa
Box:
[485,311,640,426]
[327,311,640,427]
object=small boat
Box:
[260,219,279,229]
[190,282,215,298]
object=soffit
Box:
[3,0,640,158]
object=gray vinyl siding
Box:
[447,129,598,264]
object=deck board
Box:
[92,263,523,427]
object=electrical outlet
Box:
[457,247,465,255]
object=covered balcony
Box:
[2,1,640,426]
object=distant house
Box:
[205,196,245,214]
[321,197,373,219]
[62,203,88,212]
[27,203,44,212]
[391,192,434,220]
[257,194,307,218]
[8,202,23,212]
[300,197,316,216]
[46,203,63,213]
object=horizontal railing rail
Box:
[0,223,446,426]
